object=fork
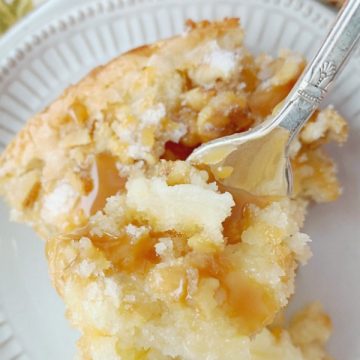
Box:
[188,0,360,197]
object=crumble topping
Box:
[204,40,237,78]
[0,18,347,360]
[41,182,78,222]
[140,103,167,126]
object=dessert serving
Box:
[0,19,348,359]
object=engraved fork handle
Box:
[277,0,360,137]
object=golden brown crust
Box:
[0,18,243,171]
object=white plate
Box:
[0,0,359,359]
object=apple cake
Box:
[0,19,347,359]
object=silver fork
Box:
[188,0,360,197]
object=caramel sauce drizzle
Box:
[81,153,126,216]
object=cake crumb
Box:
[140,103,166,126]
[41,182,78,222]
[204,41,237,77]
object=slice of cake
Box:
[0,19,347,359]
[47,160,332,360]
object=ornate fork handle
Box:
[279,0,360,135]
[297,61,336,104]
